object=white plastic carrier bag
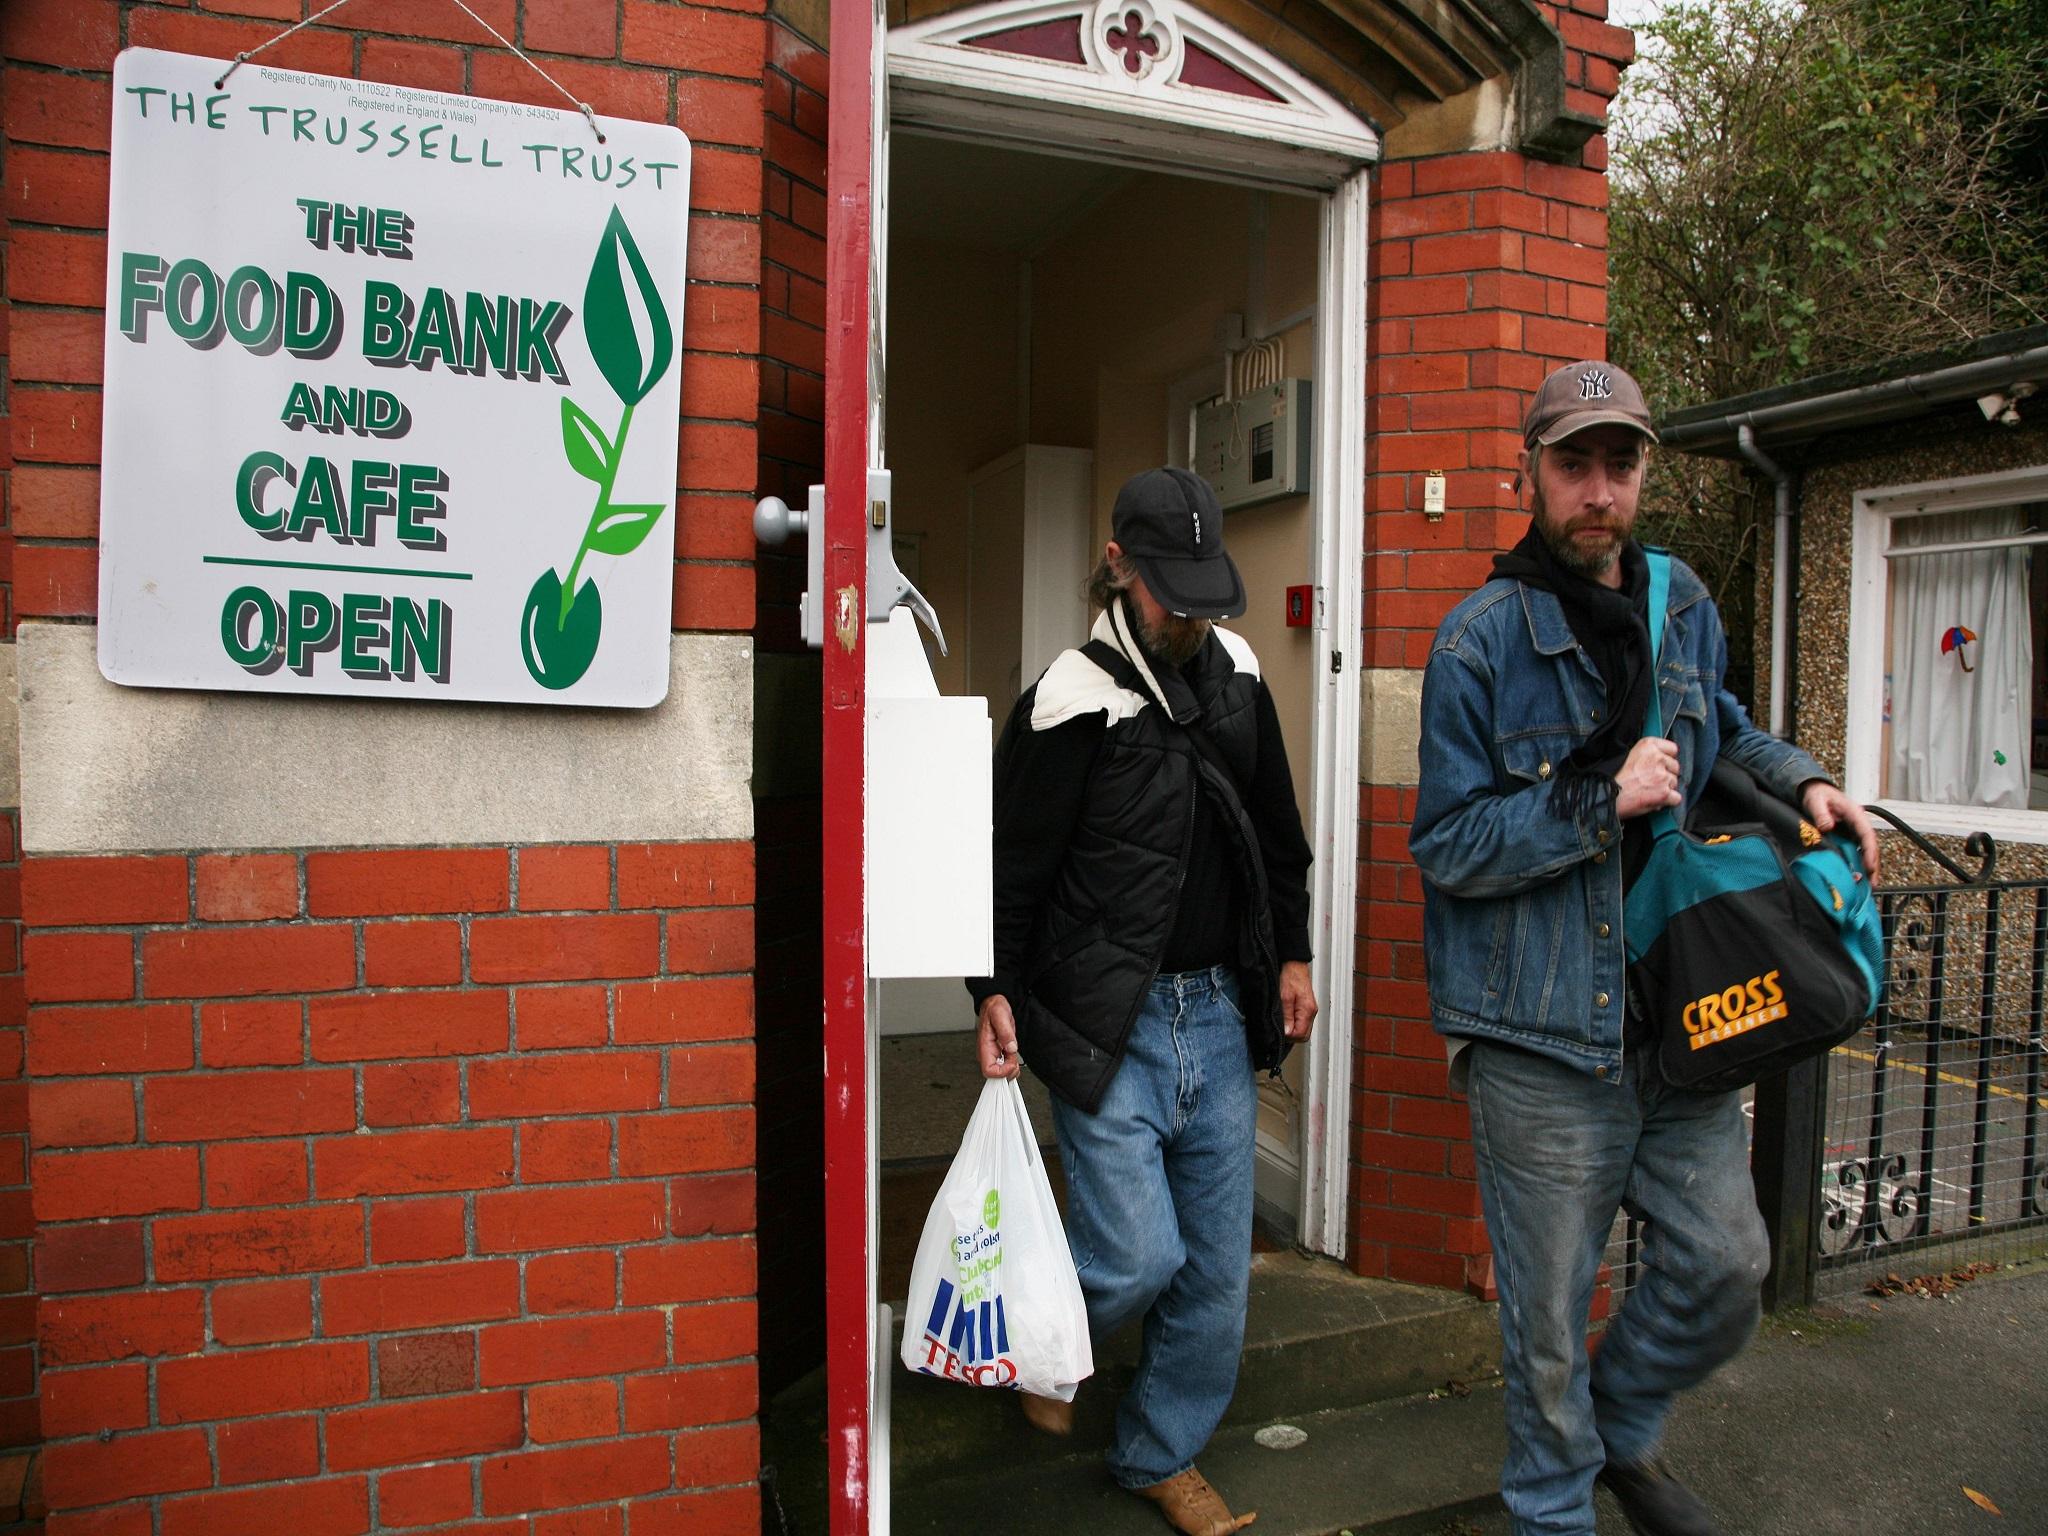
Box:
[898,1076,1093,1400]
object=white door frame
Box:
[884,0,1373,1261]
[1293,169,1366,1258]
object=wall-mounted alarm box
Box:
[1285,585,1315,628]
[1194,379,1312,511]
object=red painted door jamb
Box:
[823,0,875,1529]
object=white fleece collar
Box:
[1098,599,1173,711]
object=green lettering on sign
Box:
[340,592,391,678]
[235,451,293,534]
[393,596,450,682]
[223,265,280,350]
[285,272,340,358]
[362,280,407,363]
[286,457,347,540]
[286,589,337,673]
[395,464,447,548]
[165,257,220,343]
[220,586,280,670]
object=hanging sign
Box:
[97,48,691,707]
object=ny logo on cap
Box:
[1577,368,1613,401]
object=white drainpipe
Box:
[1736,423,1793,738]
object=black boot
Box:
[1596,1458,1725,1536]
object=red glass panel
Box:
[961,18,1087,65]
[1178,40,1283,101]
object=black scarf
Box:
[1490,528,1653,828]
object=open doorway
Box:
[873,133,1327,1298]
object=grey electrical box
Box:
[1194,379,1312,511]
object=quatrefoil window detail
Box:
[1104,9,1163,75]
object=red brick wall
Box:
[1,0,779,1528]
[751,15,825,1401]
[1350,4,1633,1290]
[0,57,15,644]
[753,17,826,655]
[24,845,760,1533]
[0,0,763,638]
[0,814,29,1467]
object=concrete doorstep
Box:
[763,1251,1509,1536]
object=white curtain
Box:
[1887,508,2032,807]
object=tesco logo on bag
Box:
[912,1275,1018,1386]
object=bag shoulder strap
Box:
[1641,549,1677,838]
[1080,637,1249,809]
[1643,548,1670,735]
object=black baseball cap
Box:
[1112,467,1247,619]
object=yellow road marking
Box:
[1835,1044,2048,1111]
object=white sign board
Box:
[98,49,691,707]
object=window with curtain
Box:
[1882,502,2048,811]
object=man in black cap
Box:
[1410,362,1877,1536]
[970,466,1316,1536]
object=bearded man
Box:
[1409,361,1878,1536]
[970,466,1317,1536]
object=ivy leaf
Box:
[586,503,669,556]
[560,399,611,484]
[584,206,674,407]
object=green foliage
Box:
[1608,0,2048,689]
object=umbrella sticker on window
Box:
[1940,624,1977,674]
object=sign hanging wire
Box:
[213,0,608,143]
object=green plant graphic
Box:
[521,206,675,689]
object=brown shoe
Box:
[1018,1390,1073,1436]
[1132,1468,1257,1536]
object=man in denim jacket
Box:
[1409,361,1877,1536]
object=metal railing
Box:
[1756,812,2048,1306]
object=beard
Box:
[1531,485,1631,578]
[1134,602,1212,666]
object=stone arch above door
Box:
[887,0,1603,164]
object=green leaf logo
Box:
[560,399,612,484]
[521,568,602,689]
[587,504,668,557]
[584,205,674,408]
[519,206,677,690]
[983,1189,1001,1231]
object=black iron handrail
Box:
[1808,809,2048,1280]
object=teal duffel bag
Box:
[1623,552,1883,1094]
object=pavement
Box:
[1437,1253,2048,1536]
[770,1250,2048,1536]
[1360,1253,2048,1536]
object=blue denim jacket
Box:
[1409,557,1827,1079]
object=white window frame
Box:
[1845,463,2048,842]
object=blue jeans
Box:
[1465,1041,1768,1536]
[1050,966,1256,1489]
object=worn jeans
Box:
[1049,966,1256,1489]
[1465,1040,1769,1536]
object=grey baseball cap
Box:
[1523,360,1659,447]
